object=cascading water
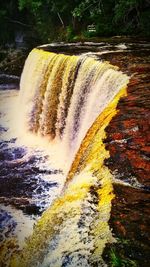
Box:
[19,48,128,170]
[1,48,129,267]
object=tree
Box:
[0,0,149,46]
[18,0,82,41]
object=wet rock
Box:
[0,74,20,90]
[0,208,18,259]
[0,142,59,215]
[103,51,150,266]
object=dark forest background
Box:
[0,0,150,47]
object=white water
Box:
[19,49,129,171]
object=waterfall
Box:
[19,48,128,169]
[9,48,129,267]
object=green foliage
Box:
[72,0,102,20]
[18,0,82,42]
[72,0,150,37]
[110,248,137,267]
[0,0,149,46]
[66,26,75,41]
[18,0,42,12]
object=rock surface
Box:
[102,50,150,266]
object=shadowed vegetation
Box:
[0,0,150,46]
